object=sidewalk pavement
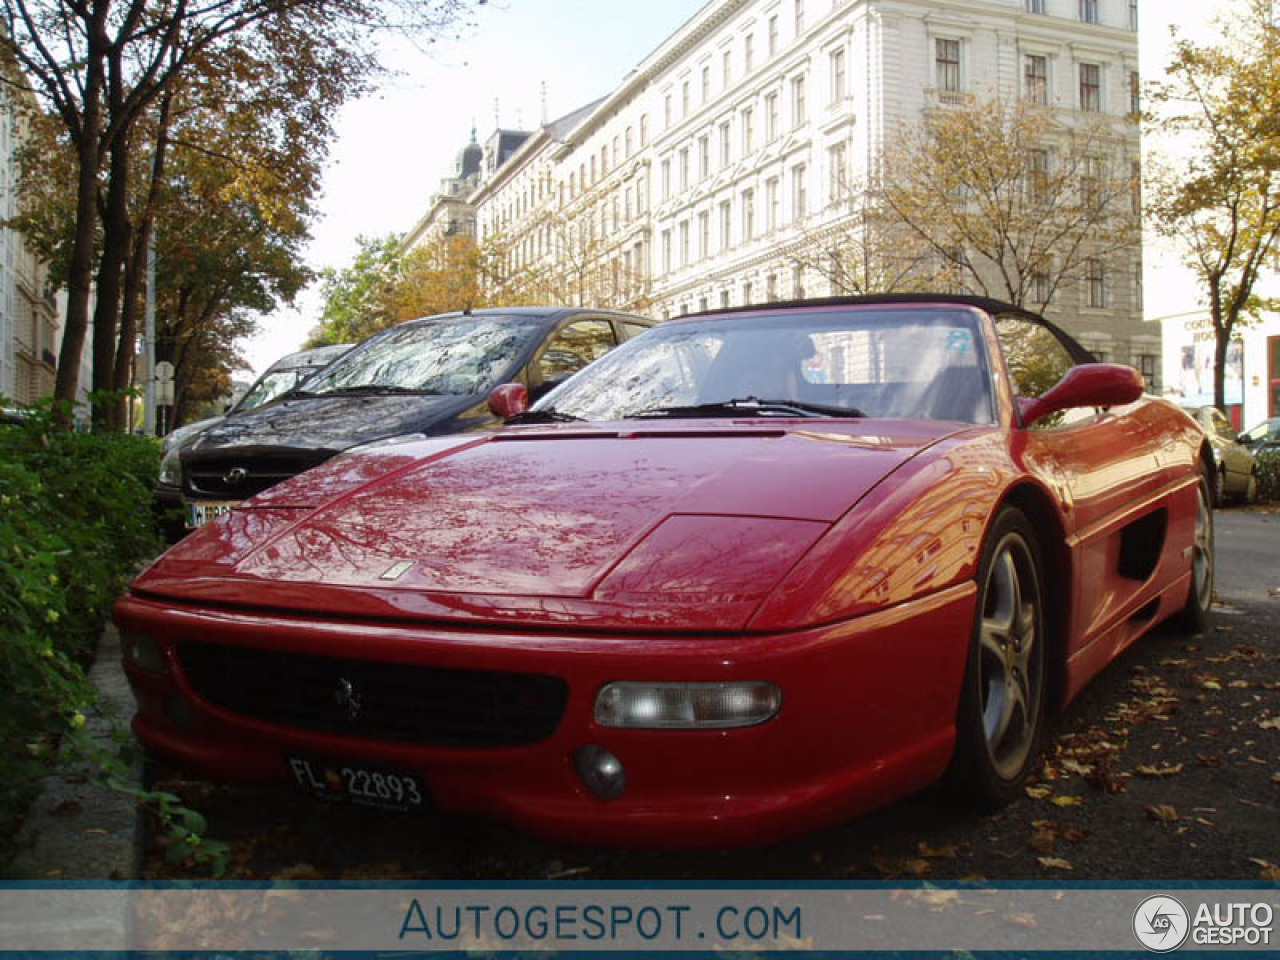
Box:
[3,625,142,880]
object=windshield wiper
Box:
[309,385,445,397]
[629,397,865,420]
[506,407,584,424]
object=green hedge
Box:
[0,406,161,860]
[1257,448,1280,503]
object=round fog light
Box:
[573,744,626,800]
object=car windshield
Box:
[536,307,994,423]
[301,316,542,397]
[233,369,311,412]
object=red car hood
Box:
[136,421,968,629]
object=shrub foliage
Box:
[0,403,161,859]
[1256,448,1280,503]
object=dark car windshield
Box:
[302,316,543,397]
[233,368,312,412]
[535,307,994,424]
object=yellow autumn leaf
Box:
[1051,795,1083,807]
[1037,856,1073,870]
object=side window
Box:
[621,321,651,341]
[537,320,618,384]
[1209,410,1236,442]
[996,315,1076,399]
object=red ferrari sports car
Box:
[114,295,1214,847]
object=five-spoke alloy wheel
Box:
[950,506,1047,808]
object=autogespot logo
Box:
[1133,895,1191,952]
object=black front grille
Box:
[177,642,569,747]
[186,452,330,498]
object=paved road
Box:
[143,509,1280,881]
[1214,508,1280,604]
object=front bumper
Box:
[114,585,975,848]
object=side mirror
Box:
[1019,363,1144,427]
[488,383,529,419]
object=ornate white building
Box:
[423,0,1153,377]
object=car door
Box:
[527,317,620,400]
[998,315,1166,650]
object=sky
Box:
[240,0,1223,377]
[240,0,704,376]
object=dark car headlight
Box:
[158,447,182,486]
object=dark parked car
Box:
[1239,417,1280,454]
[169,307,650,532]
[156,344,354,539]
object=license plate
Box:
[186,500,238,528]
[286,755,426,810]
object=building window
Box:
[1027,148,1049,203]
[1131,160,1142,214]
[1128,0,1138,30]
[661,157,671,200]
[679,220,690,267]
[743,280,753,304]
[743,187,755,240]
[1024,54,1048,105]
[766,177,779,231]
[1087,258,1107,307]
[1079,63,1101,112]
[664,93,672,128]
[636,174,646,212]
[721,289,731,308]
[701,65,711,104]
[1081,155,1103,211]
[744,32,754,72]
[662,229,672,274]
[679,147,690,191]
[936,38,961,93]
[792,163,808,220]
[792,74,807,126]
[767,273,778,301]
[794,0,804,37]
[698,134,710,179]
[723,49,732,89]
[1026,0,1045,11]
[1032,269,1051,304]
[793,264,805,298]
[768,15,778,56]
[699,211,710,259]
[681,80,690,118]
[1079,0,1099,24]
[640,115,648,146]
[1129,70,1140,116]
[720,120,731,168]
[830,47,846,103]
[828,141,847,200]
[765,91,779,140]
[720,200,732,251]
[698,296,708,312]
[1137,353,1157,385]
[742,106,755,154]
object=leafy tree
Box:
[307,233,406,346]
[0,0,481,424]
[881,97,1140,312]
[1146,0,1280,410]
[787,177,940,295]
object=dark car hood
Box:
[188,392,483,456]
[138,420,975,630]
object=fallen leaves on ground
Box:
[1143,804,1180,823]
[1036,856,1073,871]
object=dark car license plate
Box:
[286,755,425,810]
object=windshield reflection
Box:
[538,308,995,424]
[304,316,541,397]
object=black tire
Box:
[1242,467,1258,505]
[947,506,1048,809]
[1214,465,1227,509]
[1165,471,1214,635]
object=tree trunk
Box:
[92,133,134,429]
[53,53,107,421]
